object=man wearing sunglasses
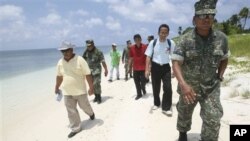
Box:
[172,0,230,141]
[55,41,95,138]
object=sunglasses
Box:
[196,14,215,19]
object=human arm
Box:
[122,49,125,64]
[55,76,63,94]
[145,56,151,79]
[217,58,228,81]
[86,74,94,95]
[101,61,108,77]
[127,57,133,73]
[172,60,196,104]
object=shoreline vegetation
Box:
[222,33,250,99]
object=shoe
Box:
[90,113,95,120]
[135,95,142,100]
[152,105,159,110]
[142,89,146,95]
[108,79,112,82]
[162,110,172,116]
[68,131,79,138]
[125,78,128,81]
[117,77,120,80]
[178,132,187,141]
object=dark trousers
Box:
[151,62,172,111]
[133,70,146,96]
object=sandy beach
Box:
[2,62,250,141]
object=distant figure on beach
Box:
[82,39,108,104]
[147,35,154,46]
[171,0,230,141]
[128,34,147,100]
[145,24,175,116]
[108,43,120,82]
[122,40,133,81]
[55,41,95,138]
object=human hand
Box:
[180,83,196,104]
[88,88,94,95]
[104,69,108,77]
[55,88,60,95]
[145,70,150,79]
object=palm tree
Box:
[239,7,249,30]
[228,14,240,26]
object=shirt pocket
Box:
[211,49,224,67]
[185,50,199,60]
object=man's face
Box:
[158,27,169,40]
[194,14,215,30]
[127,42,131,47]
[134,38,141,46]
[61,48,73,60]
[87,44,94,51]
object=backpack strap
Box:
[167,39,171,50]
[151,39,157,60]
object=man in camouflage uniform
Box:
[122,40,133,80]
[82,39,108,104]
[172,0,230,141]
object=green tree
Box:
[239,7,250,30]
[228,14,240,27]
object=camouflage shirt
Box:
[82,47,105,75]
[172,29,230,96]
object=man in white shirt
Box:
[55,41,95,138]
[145,24,175,116]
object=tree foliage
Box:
[179,7,250,36]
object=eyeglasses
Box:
[196,14,215,19]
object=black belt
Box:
[152,61,169,66]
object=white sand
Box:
[1,62,250,141]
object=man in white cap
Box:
[54,41,95,138]
[108,43,121,82]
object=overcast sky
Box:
[0,0,249,50]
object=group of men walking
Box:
[54,0,230,140]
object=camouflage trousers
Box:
[176,88,223,141]
[92,73,102,95]
[124,62,132,78]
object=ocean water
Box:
[0,46,116,80]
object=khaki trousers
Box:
[64,94,94,132]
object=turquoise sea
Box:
[0,45,121,80]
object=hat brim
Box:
[86,43,92,46]
[58,47,72,51]
[195,9,216,15]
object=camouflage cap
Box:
[86,39,94,46]
[194,0,217,15]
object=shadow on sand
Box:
[81,118,104,130]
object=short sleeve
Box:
[221,33,230,60]
[99,51,105,62]
[56,59,63,76]
[171,38,185,61]
[145,40,154,57]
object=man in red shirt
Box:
[128,34,147,100]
